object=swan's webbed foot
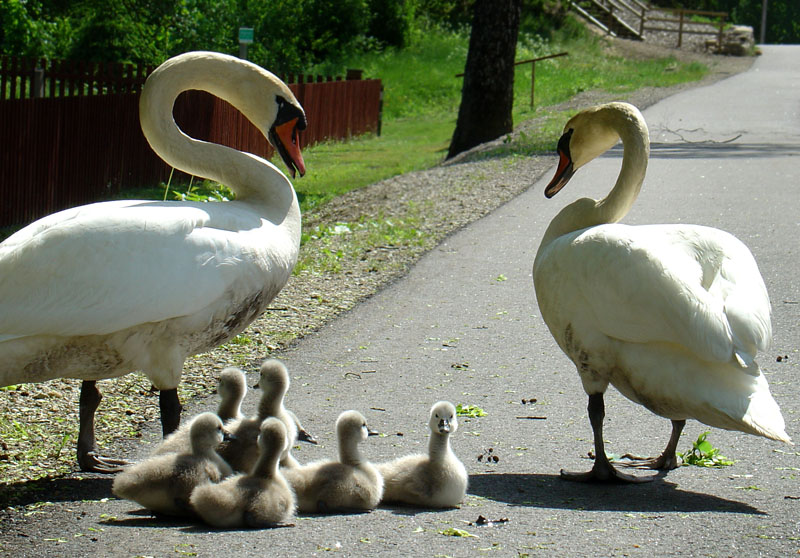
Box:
[618,419,685,471]
[562,393,656,483]
[560,459,654,484]
[618,452,681,470]
[77,380,127,473]
[77,450,128,473]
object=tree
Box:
[446,0,521,160]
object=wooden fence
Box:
[0,56,383,228]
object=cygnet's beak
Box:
[297,428,318,445]
[367,427,380,437]
[438,418,451,434]
[222,429,236,443]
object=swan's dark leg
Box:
[560,393,654,483]
[77,380,127,473]
[159,388,182,436]
[620,419,686,470]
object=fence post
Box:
[677,9,684,48]
[33,67,45,98]
[346,69,363,80]
[639,8,645,36]
[530,61,536,108]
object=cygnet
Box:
[378,401,468,508]
[283,410,382,513]
[218,359,301,471]
[112,412,233,516]
[191,417,296,528]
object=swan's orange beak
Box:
[545,129,575,198]
[271,118,306,179]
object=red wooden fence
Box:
[0,56,383,228]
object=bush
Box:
[246,0,371,73]
[366,0,415,47]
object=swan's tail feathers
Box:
[742,388,792,444]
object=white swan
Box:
[378,401,468,508]
[0,51,306,472]
[533,102,790,483]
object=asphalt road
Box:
[2,45,798,557]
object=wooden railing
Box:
[643,7,727,48]
[0,56,383,228]
[571,2,728,48]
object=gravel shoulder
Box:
[0,35,753,492]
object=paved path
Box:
[3,46,798,557]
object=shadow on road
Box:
[468,473,766,515]
[0,475,113,509]
[604,142,798,159]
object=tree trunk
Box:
[447,0,521,160]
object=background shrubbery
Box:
[2,0,611,71]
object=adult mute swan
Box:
[533,102,790,483]
[0,51,307,472]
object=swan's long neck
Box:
[339,436,363,466]
[217,391,244,421]
[428,432,451,463]
[139,53,299,230]
[257,391,286,421]
[251,446,281,479]
[540,109,649,248]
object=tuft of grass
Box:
[678,431,734,468]
[456,404,487,418]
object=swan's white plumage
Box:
[0,200,292,342]
[533,102,789,465]
[537,223,772,369]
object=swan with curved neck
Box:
[533,102,789,483]
[0,51,307,472]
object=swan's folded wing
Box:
[0,200,271,338]
[554,224,770,364]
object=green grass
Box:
[297,117,453,210]
[294,25,708,210]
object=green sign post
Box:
[239,27,254,59]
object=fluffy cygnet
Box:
[378,401,468,508]
[112,412,233,516]
[218,359,301,471]
[283,410,383,513]
[151,367,247,456]
[191,417,296,528]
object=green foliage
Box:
[244,0,371,73]
[456,404,487,418]
[366,0,416,47]
[414,0,473,30]
[678,431,735,468]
